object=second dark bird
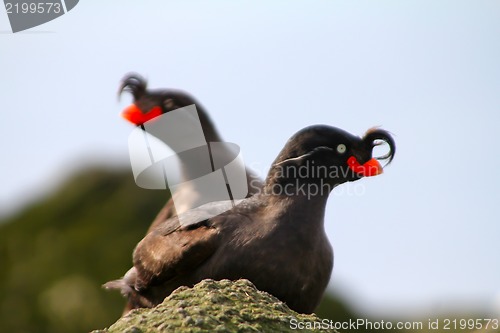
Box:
[118,74,263,233]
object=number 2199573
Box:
[5,2,62,14]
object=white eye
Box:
[337,144,346,154]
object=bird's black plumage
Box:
[105,124,395,314]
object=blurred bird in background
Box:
[118,73,263,233]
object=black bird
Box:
[119,74,263,232]
[119,74,223,143]
[106,125,395,314]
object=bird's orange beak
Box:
[121,104,163,126]
[347,156,383,177]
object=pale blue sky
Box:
[1,0,499,318]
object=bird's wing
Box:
[132,200,241,290]
[102,207,211,309]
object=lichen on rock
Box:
[92,279,338,333]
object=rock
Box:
[92,279,339,333]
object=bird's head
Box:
[267,125,395,191]
[119,73,197,126]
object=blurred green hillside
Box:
[0,167,167,332]
[0,166,363,333]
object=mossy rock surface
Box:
[92,279,338,333]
